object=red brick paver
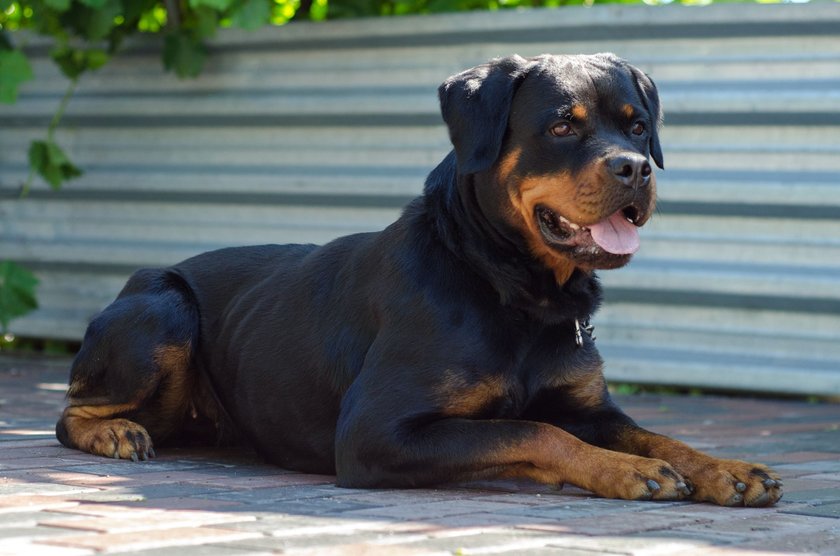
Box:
[1,356,838,555]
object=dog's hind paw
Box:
[82,418,155,462]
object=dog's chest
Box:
[438,330,603,420]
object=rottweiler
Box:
[57,53,782,507]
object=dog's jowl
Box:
[57,54,782,507]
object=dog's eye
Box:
[631,121,646,136]
[550,122,574,137]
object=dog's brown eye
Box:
[550,122,574,137]
[631,122,646,136]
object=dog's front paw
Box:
[587,453,693,502]
[686,459,782,507]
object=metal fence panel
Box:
[1,3,839,394]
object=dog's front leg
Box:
[610,420,782,507]
[335,415,688,502]
[558,403,783,507]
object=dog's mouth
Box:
[535,205,643,256]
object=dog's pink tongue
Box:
[589,211,640,255]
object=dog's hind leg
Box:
[56,269,201,461]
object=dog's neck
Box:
[421,152,601,325]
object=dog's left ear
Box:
[628,65,665,170]
[438,55,532,175]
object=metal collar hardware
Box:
[574,318,595,348]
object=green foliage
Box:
[194,7,220,38]
[44,0,72,10]
[163,31,207,77]
[324,0,609,17]
[0,0,310,197]
[28,139,82,189]
[52,46,109,79]
[75,0,123,40]
[191,0,236,10]
[0,262,39,333]
[233,0,273,30]
[0,46,31,103]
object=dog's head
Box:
[439,53,663,281]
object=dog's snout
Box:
[609,154,652,188]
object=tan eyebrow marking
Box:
[571,104,588,121]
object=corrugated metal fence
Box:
[2,3,839,395]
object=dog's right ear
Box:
[438,55,532,175]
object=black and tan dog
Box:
[57,54,781,507]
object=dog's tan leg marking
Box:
[58,342,193,461]
[487,423,690,502]
[58,403,154,461]
[614,429,783,507]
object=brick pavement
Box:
[1,355,838,555]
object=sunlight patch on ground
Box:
[37,382,69,392]
[0,426,54,436]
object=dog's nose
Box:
[609,154,652,188]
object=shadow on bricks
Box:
[1,357,838,555]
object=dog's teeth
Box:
[558,215,581,231]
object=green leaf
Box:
[77,0,109,8]
[45,141,71,165]
[427,0,465,12]
[163,32,206,78]
[122,0,157,21]
[0,261,39,333]
[60,0,123,41]
[82,0,123,40]
[51,46,87,79]
[51,47,109,79]
[0,49,33,104]
[231,0,271,30]
[27,4,67,37]
[44,0,73,11]
[189,0,236,9]
[28,140,48,171]
[327,0,382,18]
[85,49,109,71]
[28,140,83,190]
[193,6,220,40]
